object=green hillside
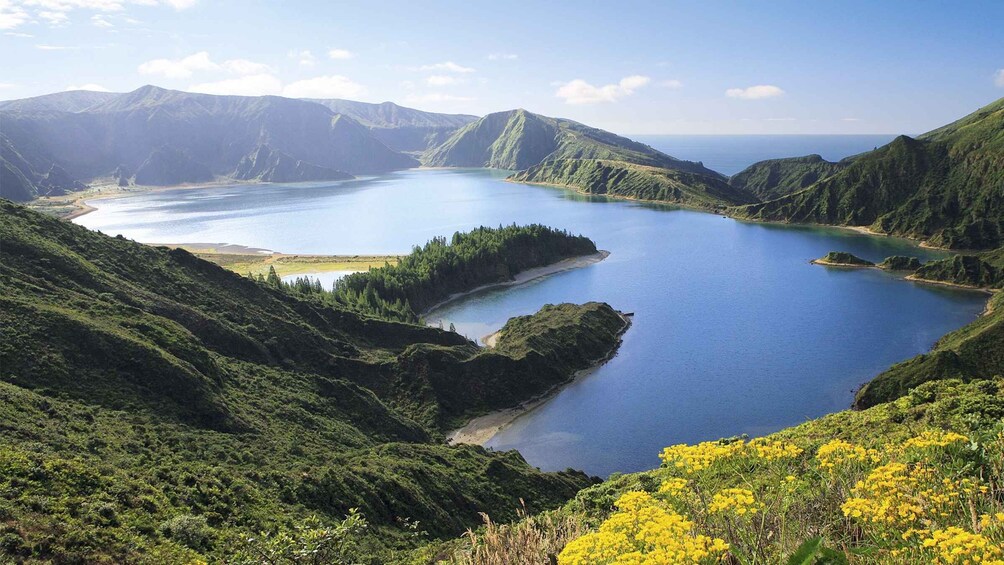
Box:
[423,109,721,177]
[0,201,637,562]
[509,159,756,210]
[728,154,847,201]
[733,97,1004,249]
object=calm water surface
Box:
[76,169,987,476]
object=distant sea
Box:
[632,135,900,176]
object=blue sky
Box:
[2,0,1002,134]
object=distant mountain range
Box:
[307,98,477,152]
[0,87,724,205]
[2,87,1001,249]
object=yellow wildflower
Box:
[659,440,744,474]
[919,527,1004,565]
[708,488,762,517]
[558,491,729,565]
[902,430,969,450]
[816,439,880,470]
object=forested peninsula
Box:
[277,224,600,322]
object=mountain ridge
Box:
[732,97,1004,249]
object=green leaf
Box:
[785,537,823,565]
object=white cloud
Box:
[555,75,651,104]
[0,82,17,89]
[66,82,110,91]
[4,31,34,36]
[995,69,1004,88]
[138,51,268,78]
[38,9,67,24]
[282,75,365,99]
[399,80,415,90]
[222,58,271,75]
[138,51,218,78]
[765,117,795,121]
[288,49,315,67]
[0,0,195,30]
[35,43,78,49]
[405,93,476,104]
[841,117,861,122]
[659,79,683,89]
[487,53,517,61]
[188,73,282,96]
[426,75,463,87]
[90,13,111,26]
[327,48,353,60]
[417,61,475,73]
[725,84,785,99]
[0,3,29,29]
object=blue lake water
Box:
[75,168,987,477]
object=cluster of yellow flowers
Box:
[557,491,729,565]
[902,430,969,450]
[919,527,1004,564]
[658,437,802,474]
[658,440,745,474]
[841,462,933,527]
[560,428,1001,564]
[748,437,804,460]
[707,488,761,517]
[657,477,689,496]
[816,438,881,470]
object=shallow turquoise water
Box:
[76,169,988,476]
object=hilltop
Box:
[733,97,1004,249]
[308,99,477,152]
[423,108,721,177]
[728,154,847,201]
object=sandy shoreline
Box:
[420,250,611,316]
[810,259,873,268]
[904,274,997,296]
[447,311,632,446]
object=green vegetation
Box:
[878,255,923,271]
[813,251,874,266]
[423,109,720,177]
[733,97,1004,249]
[728,154,847,201]
[0,201,637,562]
[913,247,1004,289]
[326,224,598,322]
[436,377,1004,564]
[509,159,756,210]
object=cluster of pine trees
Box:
[272,224,597,322]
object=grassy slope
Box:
[191,251,400,279]
[0,201,639,562]
[509,159,757,210]
[423,109,720,178]
[732,97,1004,249]
[727,154,847,201]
